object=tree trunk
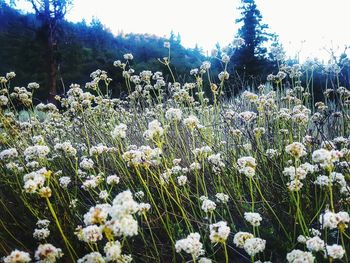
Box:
[44,0,57,104]
[47,32,57,104]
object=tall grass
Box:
[0,44,349,263]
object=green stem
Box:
[46,198,77,261]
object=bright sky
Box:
[10,0,350,61]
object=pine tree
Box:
[231,0,274,76]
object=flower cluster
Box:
[175,233,205,259]
[209,221,230,243]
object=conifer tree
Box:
[232,0,273,76]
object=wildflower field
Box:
[1,44,350,263]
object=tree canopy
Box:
[231,0,275,77]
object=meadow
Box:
[0,42,350,263]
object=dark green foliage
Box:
[0,3,205,102]
[231,0,275,77]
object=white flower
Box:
[244,212,262,227]
[337,211,350,227]
[143,120,164,141]
[312,149,342,167]
[183,115,201,130]
[27,82,40,90]
[0,95,9,106]
[198,258,212,263]
[237,156,256,178]
[175,232,205,259]
[113,60,122,67]
[320,210,338,229]
[164,41,170,48]
[232,37,245,48]
[77,252,105,263]
[312,148,332,163]
[190,162,201,171]
[177,175,188,186]
[33,228,50,240]
[111,123,127,139]
[283,166,296,179]
[239,166,256,178]
[6,71,16,79]
[233,232,254,248]
[138,203,151,214]
[283,165,312,181]
[123,53,133,60]
[201,61,211,70]
[221,54,230,63]
[285,142,307,159]
[320,210,349,229]
[123,146,162,167]
[0,148,18,161]
[215,193,229,203]
[111,214,138,237]
[34,243,63,262]
[89,144,108,156]
[54,141,77,156]
[297,235,307,244]
[37,219,50,228]
[3,250,31,263]
[239,111,257,122]
[310,228,321,237]
[218,71,230,81]
[287,179,303,191]
[193,146,212,160]
[118,254,133,262]
[208,153,225,168]
[326,244,345,259]
[190,68,199,75]
[59,176,71,188]
[172,158,181,165]
[201,198,216,213]
[266,149,278,158]
[106,175,120,185]
[26,161,39,169]
[81,225,103,243]
[314,175,330,186]
[242,91,258,102]
[24,145,50,161]
[82,176,102,189]
[306,236,324,252]
[110,190,139,219]
[70,199,78,209]
[135,191,145,199]
[286,249,314,263]
[83,204,110,225]
[300,162,315,174]
[104,241,121,261]
[6,162,22,172]
[243,237,266,256]
[99,190,109,200]
[23,167,48,194]
[332,172,346,187]
[80,158,94,170]
[165,108,182,121]
[209,221,230,243]
[237,156,257,169]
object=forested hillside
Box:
[0,2,205,101]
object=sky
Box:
[10,0,350,61]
